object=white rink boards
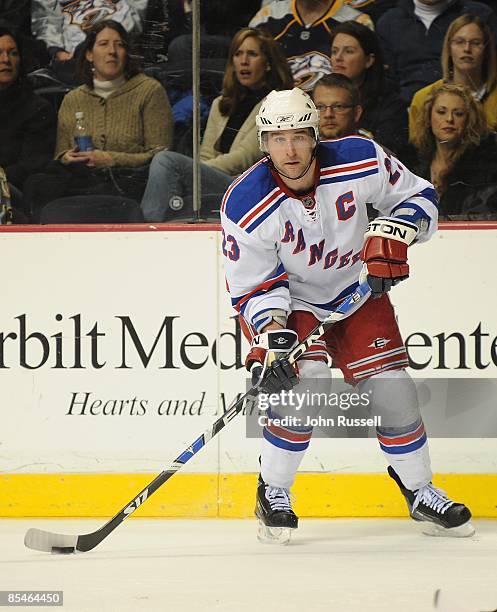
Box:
[0,223,497,518]
[0,225,496,475]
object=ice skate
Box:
[255,474,298,545]
[388,466,475,537]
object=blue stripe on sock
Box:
[379,432,427,455]
[263,427,310,452]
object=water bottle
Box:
[74,111,94,151]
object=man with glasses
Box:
[220,87,473,544]
[312,73,364,139]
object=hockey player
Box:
[220,87,473,543]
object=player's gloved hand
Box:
[359,217,418,299]
[246,329,299,394]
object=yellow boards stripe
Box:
[1,473,496,517]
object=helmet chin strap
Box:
[266,145,317,181]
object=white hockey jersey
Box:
[221,136,438,331]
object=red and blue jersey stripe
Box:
[231,263,289,316]
[222,161,285,233]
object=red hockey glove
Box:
[246,329,299,394]
[360,217,418,299]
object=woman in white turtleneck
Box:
[56,19,173,171]
[23,19,174,218]
[91,74,127,100]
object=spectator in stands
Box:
[31,0,148,84]
[0,1,49,72]
[312,73,364,138]
[376,0,497,106]
[409,14,497,138]
[141,27,293,222]
[409,82,497,217]
[329,21,408,154]
[0,27,56,216]
[249,0,373,91]
[24,20,173,219]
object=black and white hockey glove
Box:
[360,217,418,299]
[246,329,299,394]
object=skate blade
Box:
[422,520,475,538]
[257,521,293,545]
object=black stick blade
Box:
[24,528,78,554]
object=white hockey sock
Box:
[259,359,330,489]
[380,425,432,491]
[360,369,433,491]
[376,418,432,491]
[260,437,307,489]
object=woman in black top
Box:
[330,21,408,155]
[0,27,56,215]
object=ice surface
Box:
[1,518,496,612]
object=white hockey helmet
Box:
[256,87,320,152]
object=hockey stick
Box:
[24,282,371,554]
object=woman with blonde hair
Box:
[141,27,293,222]
[409,14,497,139]
[409,82,497,217]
